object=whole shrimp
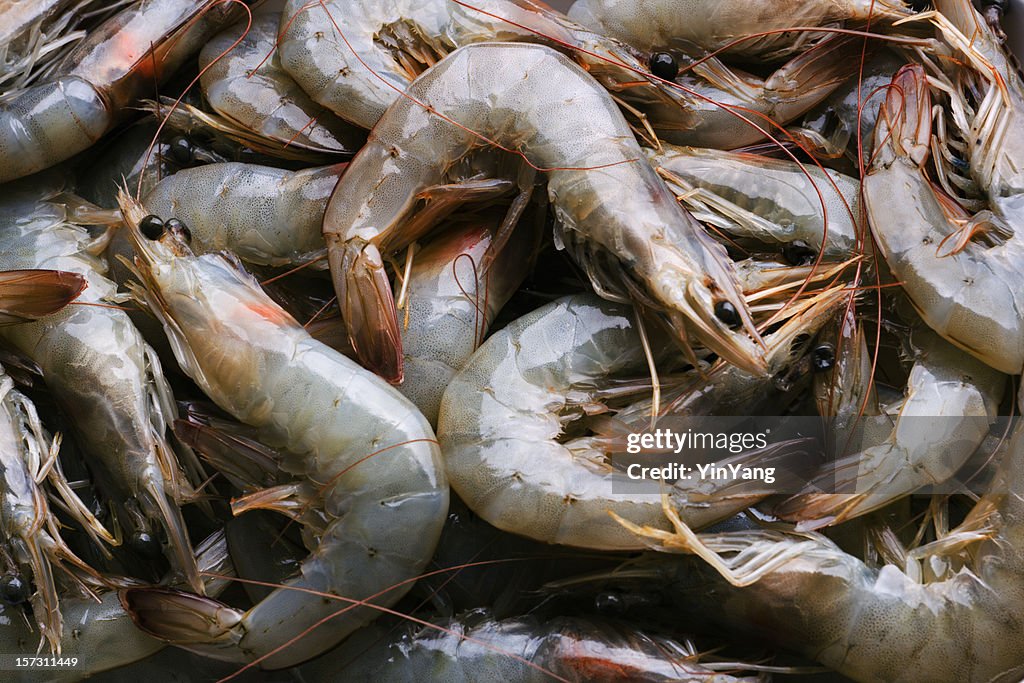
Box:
[0,178,205,594]
[437,289,842,551]
[323,42,765,383]
[622,384,1024,682]
[776,322,1005,529]
[199,12,364,156]
[863,62,1024,373]
[117,191,448,668]
[300,612,761,682]
[0,0,250,183]
[567,0,912,60]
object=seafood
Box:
[623,384,1024,681]
[649,144,861,259]
[567,0,912,59]
[0,529,232,681]
[0,0,248,183]
[395,211,539,425]
[437,290,841,550]
[300,612,761,682]
[863,62,1024,373]
[199,12,363,156]
[0,179,205,595]
[277,0,862,148]
[141,161,346,267]
[777,324,1005,528]
[323,42,765,383]
[0,364,105,654]
[117,191,448,668]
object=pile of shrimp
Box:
[1,0,1024,681]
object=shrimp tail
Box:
[327,235,404,383]
[0,269,86,324]
[120,588,245,662]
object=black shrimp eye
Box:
[811,343,836,372]
[0,574,29,605]
[594,592,625,615]
[648,52,678,81]
[782,240,817,266]
[129,531,162,559]
[139,215,165,241]
[165,218,192,243]
[908,0,930,10]
[168,136,194,165]
[714,300,742,328]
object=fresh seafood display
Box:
[1,0,1024,681]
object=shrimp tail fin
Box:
[328,236,404,383]
[0,269,87,324]
[120,588,247,663]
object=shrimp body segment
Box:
[323,42,765,383]
[118,192,448,669]
[567,0,911,59]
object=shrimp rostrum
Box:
[116,191,448,669]
[323,42,765,383]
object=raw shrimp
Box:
[436,290,841,551]
[299,612,761,682]
[0,365,107,654]
[623,385,1024,681]
[199,12,363,156]
[567,0,912,60]
[117,191,448,669]
[0,529,233,681]
[396,212,540,425]
[648,144,861,259]
[776,324,1005,528]
[278,0,657,131]
[0,0,249,183]
[863,63,1024,373]
[323,42,765,383]
[0,179,205,595]
[277,0,861,149]
[141,161,346,267]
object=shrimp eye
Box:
[782,240,816,266]
[649,52,678,81]
[714,300,742,328]
[139,215,165,240]
[129,531,162,559]
[165,218,192,243]
[908,0,931,10]
[811,343,836,372]
[168,136,194,164]
[0,574,29,605]
[595,592,626,615]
